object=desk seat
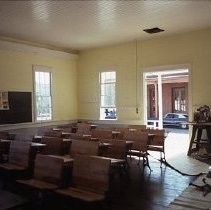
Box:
[55,155,110,203]
[0,163,27,171]
[56,187,105,202]
[17,179,59,190]
[91,155,125,166]
[17,154,64,191]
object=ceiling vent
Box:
[143,27,164,34]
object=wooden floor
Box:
[0,157,197,210]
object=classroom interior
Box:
[0,1,211,210]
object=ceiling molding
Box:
[0,38,78,59]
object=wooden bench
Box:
[147,129,166,166]
[17,154,64,190]
[40,137,64,156]
[69,140,99,158]
[55,155,111,202]
[126,130,151,171]
[0,141,31,184]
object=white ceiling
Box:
[0,1,211,53]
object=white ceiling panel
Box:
[0,1,211,52]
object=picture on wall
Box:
[0,91,9,110]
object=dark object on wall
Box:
[0,91,32,124]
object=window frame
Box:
[99,70,117,120]
[33,65,53,122]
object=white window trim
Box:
[33,65,53,122]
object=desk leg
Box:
[196,128,203,150]
[187,126,198,156]
[206,127,211,152]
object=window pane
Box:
[34,69,52,121]
[100,71,116,120]
[101,71,116,83]
[101,83,115,107]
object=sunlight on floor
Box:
[162,128,209,175]
[148,128,189,160]
[165,128,189,159]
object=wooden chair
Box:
[102,139,128,175]
[69,140,99,158]
[0,140,31,171]
[17,154,64,208]
[147,129,166,166]
[0,132,10,162]
[76,123,92,135]
[17,154,64,190]
[61,123,92,140]
[44,131,62,138]
[13,134,34,142]
[112,127,128,140]
[102,139,127,160]
[37,127,52,136]
[128,124,146,130]
[0,141,31,184]
[40,137,63,156]
[62,132,89,141]
[55,155,111,202]
[0,131,9,140]
[126,131,151,171]
[57,124,74,133]
[91,129,113,141]
[0,140,11,162]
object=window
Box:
[33,66,52,121]
[172,87,186,112]
[100,71,117,120]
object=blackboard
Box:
[0,91,32,124]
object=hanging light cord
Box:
[135,40,138,114]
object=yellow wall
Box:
[78,42,139,121]
[0,49,78,122]
[78,28,211,122]
[2,28,211,125]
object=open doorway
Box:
[143,69,189,129]
[143,68,190,158]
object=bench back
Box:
[34,154,64,186]
[70,140,99,158]
[9,141,31,168]
[73,155,111,193]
